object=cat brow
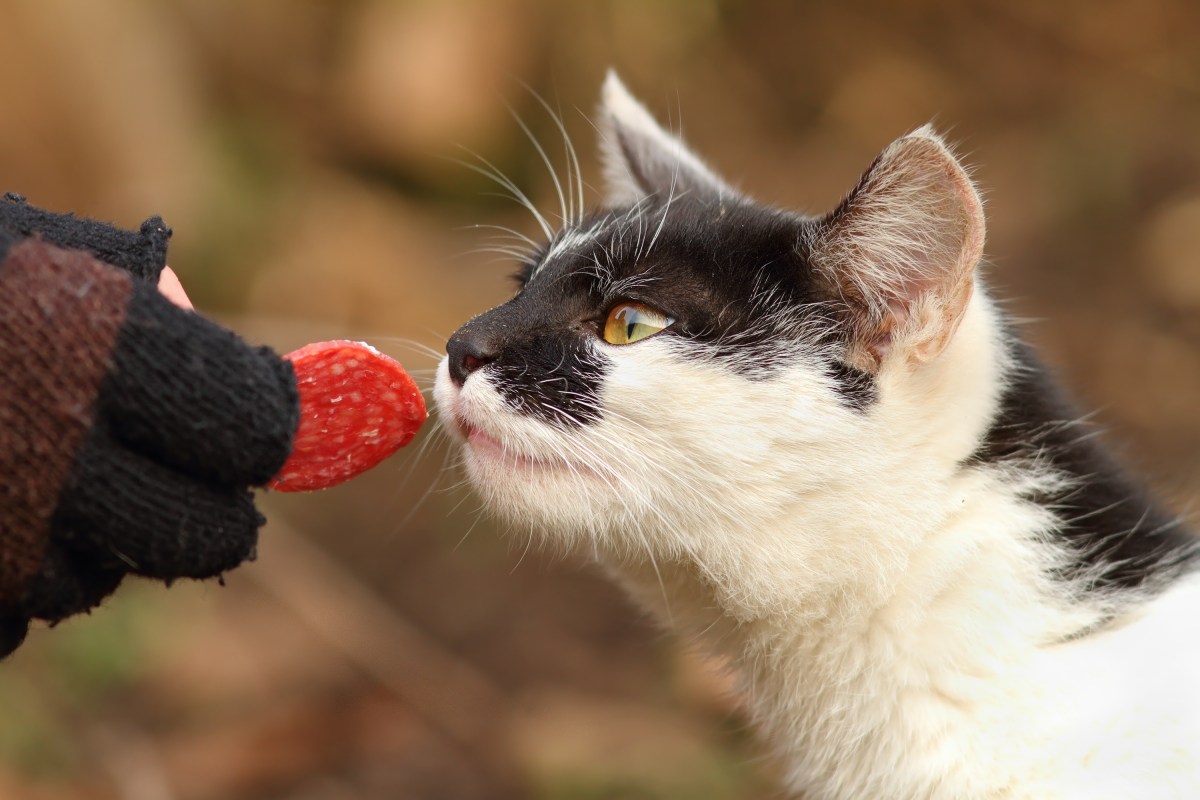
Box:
[527,208,677,301]
[606,273,661,298]
[531,220,610,282]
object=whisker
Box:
[460,245,537,262]
[449,148,555,240]
[506,103,569,229]
[455,223,542,250]
[365,336,446,363]
[521,81,586,226]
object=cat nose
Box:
[446,328,497,386]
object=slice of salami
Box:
[267,340,426,492]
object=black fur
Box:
[825,360,877,411]
[447,196,878,425]
[446,257,609,427]
[969,337,1200,591]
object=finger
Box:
[15,537,124,621]
[54,423,262,581]
[98,279,300,486]
[156,266,193,310]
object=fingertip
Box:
[56,429,264,581]
[157,266,193,310]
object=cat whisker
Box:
[535,411,685,603]
[539,395,724,533]
[475,230,541,249]
[386,427,456,539]
[519,82,586,227]
[451,495,492,551]
[449,147,555,240]
[508,520,539,573]
[461,245,538,262]
[457,223,542,251]
[646,192,674,258]
[586,430,740,530]
[364,336,446,364]
[507,103,570,229]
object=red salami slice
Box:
[267,340,427,492]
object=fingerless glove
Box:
[0,194,299,656]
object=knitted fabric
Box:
[0,200,300,657]
[0,239,131,607]
[1,193,170,282]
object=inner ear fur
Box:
[809,126,985,371]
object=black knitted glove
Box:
[0,195,300,657]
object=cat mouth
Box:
[455,418,595,478]
[462,425,508,456]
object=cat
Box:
[433,72,1200,799]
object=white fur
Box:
[811,125,984,311]
[434,80,1200,798]
[436,290,1200,797]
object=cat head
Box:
[435,73,994,614]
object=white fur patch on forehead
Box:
[599,71,739,208]
[526,218,612,284]
[526,208,672,295]
[536,225,601,275]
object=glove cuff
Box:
[1,193,170,283]
[0,238,133,609]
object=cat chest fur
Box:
[434,73,1200,799]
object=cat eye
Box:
[602,301,675,345]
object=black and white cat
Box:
[434,73,1200,799]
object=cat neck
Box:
[602,469,1107,798]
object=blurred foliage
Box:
[1,1,1198,798]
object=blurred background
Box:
[1,1,1198,798]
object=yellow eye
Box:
[603,301,675,345]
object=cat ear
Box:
[809,126,985,369]
[598,71,738,207]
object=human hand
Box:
[0,196,299,657]
[157,266,194,310]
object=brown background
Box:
[1,2,1197,798]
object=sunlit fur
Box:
[434,74,1200,798]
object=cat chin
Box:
[460,443,643,543]
[434,359,620,532]
[461,455,621,537]
[460,430,603,487]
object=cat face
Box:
[435,73,988,591]
[437,201,857,544]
